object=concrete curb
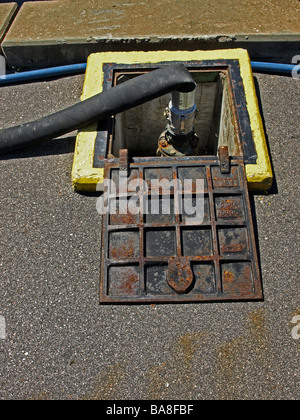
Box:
[0,3,18,52]
[2,34,300,70]
[1,0,300,69]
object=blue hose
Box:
[0,63,87,85]
[251,61,295,74]
[0,60,296,86]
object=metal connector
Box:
[158,87,200,157]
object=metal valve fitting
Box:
[157,87,200,157]
[166,89,197,136]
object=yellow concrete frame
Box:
[71,49,273,192]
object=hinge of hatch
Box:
[218,146,230,174]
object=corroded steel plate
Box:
[99,154,263,303]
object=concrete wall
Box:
[0,0,299,70]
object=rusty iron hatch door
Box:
[99,148,263,304]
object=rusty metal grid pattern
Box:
[100,156,263,303]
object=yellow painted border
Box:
[71,49,273,192]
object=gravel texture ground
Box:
[0,72,299,400]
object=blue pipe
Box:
[0,63,87,85]
[251,61,295,75]
[0,60,296,86]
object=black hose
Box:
[0,64,196,154]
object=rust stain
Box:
[221,244,244,253]
[83,363,125,400]
[215,309,279,399]
[216,336,247,399]
[112,270,139,296]
[178,332,204,366]
[110,212,137,225]
[120,272,139,296]
[28,391,51,400]
[148,362,170,400]
[110,239,137,259]
[224,270,235,283]
[147,332,206,399]
[247,308,267,350]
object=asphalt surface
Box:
[0,72,299,400]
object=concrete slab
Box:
[0,3,17,48]
[2,0,300,69]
